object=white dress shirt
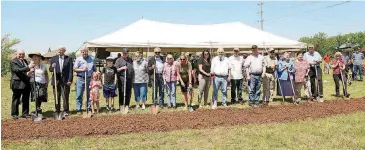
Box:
[211,56,229,76]
[229,55,244,79]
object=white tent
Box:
[84,19,306,52]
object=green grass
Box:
[2,112,365,149]
[2,69,365,119]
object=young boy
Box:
[102,57,118,111]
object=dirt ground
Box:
[2,98,365,141]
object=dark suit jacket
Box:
[147,56,165,75]
[10,58,31,90]
[49,55,73,85]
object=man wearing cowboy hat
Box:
[10,49,34,119]
[262,48,278,104]
[49,46,74,116]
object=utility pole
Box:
[258,1,264,31]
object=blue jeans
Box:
[152,74,165,106]
[134,83,147,102]
[76,77,91,111]
[249,74,262,104]
[353,65,363,80]
[166,81,177,107]
[213,76,228,105]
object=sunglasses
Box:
[155,52,160,54]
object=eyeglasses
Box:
[204,53,209,55]
[168,57,173,59]
[155,52,160,54]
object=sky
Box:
[2,1,365,54]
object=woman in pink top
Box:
[330,52,350,98]
[163,54,178,108]
[293,52,310,103]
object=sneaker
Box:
[142,104,146,110]
[191,103,195,106]
[223,104,227,107]
[318,97,324,103]
[136,104,140,109]
[124,106,129,114]
[184,107,188,110]
[199,104,203,108]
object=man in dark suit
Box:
[10,49,34,119]
[49,47,73,116]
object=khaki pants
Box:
[198,74,211,105]
[262,73,275,102]
[295,81,311,99]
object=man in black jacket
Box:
[148,47,165,107]
[115,48,134,113]
[10,49,34,119]
[49,47,74,116]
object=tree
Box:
[1,34,20,77]
[67,52,76,60]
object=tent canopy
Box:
[85,19,306,52]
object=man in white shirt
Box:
[211,48,231,109]
[303,44,323,102]
[244,45,267,107]
[263,48,278,104]
[228,48,245,104]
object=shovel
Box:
[53,66,63,120]
[83,71,91,118]
[151,63,159,115]
[121,69,128,114]
[188,87,195,112]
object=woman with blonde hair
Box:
[176,55,193,110]
[330,52,350,98]
[163,54,178,108]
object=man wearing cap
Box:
[244,45,267,107]
[262,48,278,104]
[303,45,324,102]
[49,47,73,116]
[74,48,96,114]
[228,48,245,104]
[148,47,165,108]
[10,49,34,119]
[114,48,134,113]
[352,48,364,81]
[211,48,231,109]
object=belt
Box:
[77,75,91,78]
[250,73,262,76]
[215,75,228,78]
[266,71,275,74]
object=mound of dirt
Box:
[2,98,365,140]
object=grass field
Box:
[2,68,365,149]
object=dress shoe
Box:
[21,114,31,118]
[12,115,18,120]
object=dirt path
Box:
[2,98,365,140]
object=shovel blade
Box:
[123,106,129,114]
[151,105,158,115]
[32,114,43,122]
[54,112,63,120]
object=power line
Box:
[265,1,351,22]
[266,1,319,12]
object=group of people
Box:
[10,44,363,120]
